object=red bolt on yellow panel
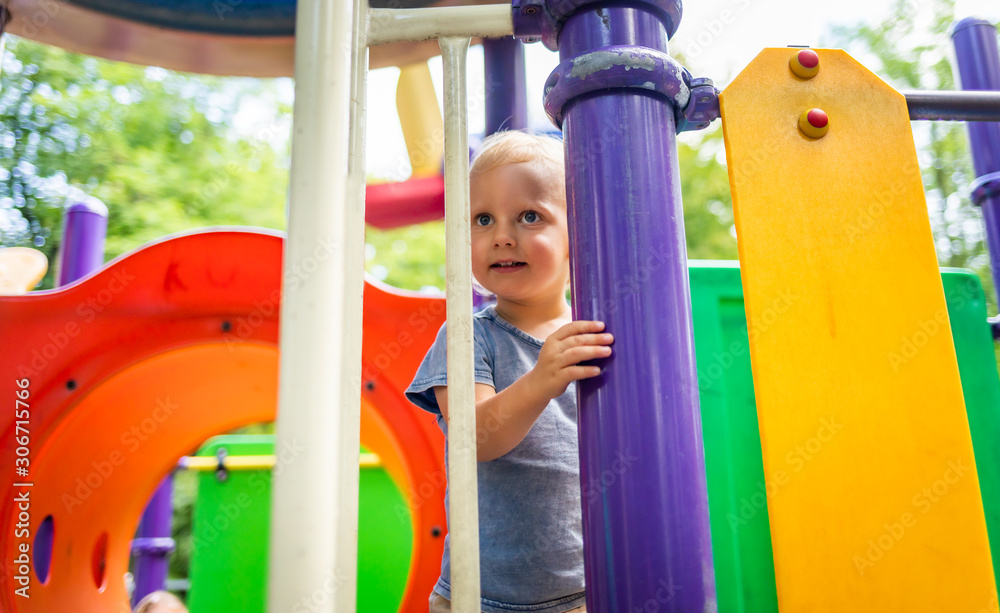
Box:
[790,48,820,79]
[720,48,997,612]
[799,108,829,138]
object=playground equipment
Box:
[2,0,1000,612]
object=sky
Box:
[230,0,1000,180]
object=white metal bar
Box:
[369,6,512,46]
[439,35,481,613]
[267,0,355,609]
[334,0,370,609]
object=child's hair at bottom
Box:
[133,590,188,613]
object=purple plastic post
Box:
[952,18,1000,309]
[484,37,527,135]
[56,197,108,286]
[555,5,717,611]
[132,476,176,605]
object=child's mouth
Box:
[491,262,526,272]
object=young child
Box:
[405,131,614,613]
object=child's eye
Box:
[475,214,493,226]
[520,211,540,223]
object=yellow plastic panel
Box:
[397,62,444,177]
[720,48,996,611]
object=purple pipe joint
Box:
[514,0,719,133]
[971,171,1000,207]
[512,0,682,48]
[131,537,177,556]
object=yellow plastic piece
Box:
[396,62,444,178]
[181,453,382,471]
[720,48,997,611]
[0,247,48,294]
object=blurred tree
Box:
[0,37,291,289]
[828,0,999,312]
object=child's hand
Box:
[528,320,613,400]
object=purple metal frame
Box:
[132,476,176,605]
[484,37,527,135]
[952,18,1000,312]
[516,1,717,610]
[56,199,108,286]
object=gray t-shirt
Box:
[405,304,586,613]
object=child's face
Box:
[470,162,569,305]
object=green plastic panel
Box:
[690,263,1000,613]
[186,436,413,612]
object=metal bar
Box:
[131,477,174,606]
[267,0,355,608]
[951,19,1000,311]
[335,0,369,606]
[368,6,512,46]
[902,90,1000,122]
[439,34,481,613]
[555,5,717,611]
[179,453,382,471]
[484,37,527,135]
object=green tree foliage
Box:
[828,0,999,311]
[0,37,290,289]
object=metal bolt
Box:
[66,379,77,391]
[431,526,443,537]
[221,320,232,332]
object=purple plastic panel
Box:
[554,4,717,611]
[952,18,1000,308]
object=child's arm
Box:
[434,320,613,462]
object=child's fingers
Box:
[568,364,604,380]
[565,332,614,347]
[560,345,612,366]
[552,320,605,340]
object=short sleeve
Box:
[405,318,495,417]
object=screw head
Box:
[790,49,820,79]
[798,108,829,138]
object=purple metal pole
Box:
[952,18,1000,309]
[516,0,717,609]
[484,37,527,135]
[56,198,108,286]
[132,476,176,605]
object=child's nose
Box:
[493,223,516,247]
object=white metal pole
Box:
[334,0,370,609]
[368,6,513,46]
[439,35,480,613]
[268,0,356,609]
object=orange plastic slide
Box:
[0,228,448,613]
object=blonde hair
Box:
[134,591,187,613]
[470,131,566,203]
